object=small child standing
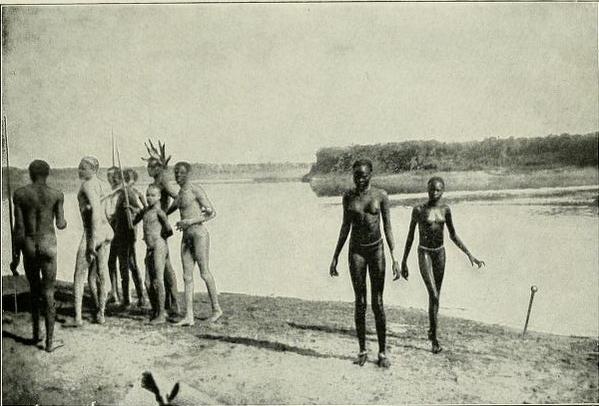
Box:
[134,184,173,324]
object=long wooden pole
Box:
[3,116,18,313]
[111,129,116,167]
[116,142,133,230]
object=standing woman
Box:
[329,159,401,368]
[400,177,485,354]
[73,157,114,325]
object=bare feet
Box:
[208,309,223,323]
[353,351,368,366]
[95,312,106,325]
[377,353,391,368]
[174,317,195,327]
[150,314,167,325]
[45,340,65,353]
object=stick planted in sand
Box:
[522,285,538,336]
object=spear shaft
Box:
[3,116,18,313]
[116,143,133,230]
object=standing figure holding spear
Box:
[4,118,68,351]
[113,144,147,308]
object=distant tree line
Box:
[2,162,311,196]
[305,132,599,177]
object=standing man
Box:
[106,166,122,305]
[73,156,113,325]
[10,160,67,352]
[112,170,146,308]
[168,161,222,326]
[144,143,179,317]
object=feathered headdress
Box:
[142,139,171,169]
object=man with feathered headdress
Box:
[143,140,180,318]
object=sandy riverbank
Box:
[2,281,598,405]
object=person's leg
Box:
[192,228,222,322]
[367,244,389,367]
[430,248,446,353]
[163,251,179,316]
[40,254,58,352]
[418,248,441,353]
[175,235,196,326]
[348,248,368,365]
[117,240,131,307]
[73,234,89,326]
[95,242,110,324]
[108,240,120,305]
[23,250,42,343]
[145,251,157,318]
[150,241,167,324]
[128,239,146,307]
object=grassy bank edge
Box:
[309,167,599,197]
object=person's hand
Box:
[161,228,174,240]
[175,219,194,231]
[401,260,409,280]
[392,259,400,281]
[86,242,97,264]
[329,258,339,277]
[469,255,485,269]
[56,219,67,230]
[9,256,20,276]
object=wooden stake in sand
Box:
[2,116,19,313]
[522,285,538,336]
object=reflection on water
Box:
[2,182,598,337]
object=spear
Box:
[2,116,18,313]
[115,141,134,230]
[111,129,116,167]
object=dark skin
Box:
[133,186,173,324]
[401,179,485,353]
[146,159,180,317]
[330,164,401,368]
[10,169,67,352]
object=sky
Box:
[1,3,598,168]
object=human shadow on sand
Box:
[197,333,355,362]
[286,321,430,353]
[2,330,41,347]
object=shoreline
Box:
[309,167,599,197]
[2,281,598,404]
[8,277,596,340]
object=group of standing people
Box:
[9,143,223,352]
[10,150,483,368]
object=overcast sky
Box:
[1,3,597,168]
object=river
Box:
[2,182,598,337]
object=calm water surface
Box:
[2,182,597,337]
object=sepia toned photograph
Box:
[1,2,598,404]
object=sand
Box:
[2,281,598,405]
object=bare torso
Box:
[142,207,168,248]
[77,177,112,243]
[151,173,178,212]
[345,187,385,246]
[177,187,204,224]
[14,184,63,239]
[414,203,449,249]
